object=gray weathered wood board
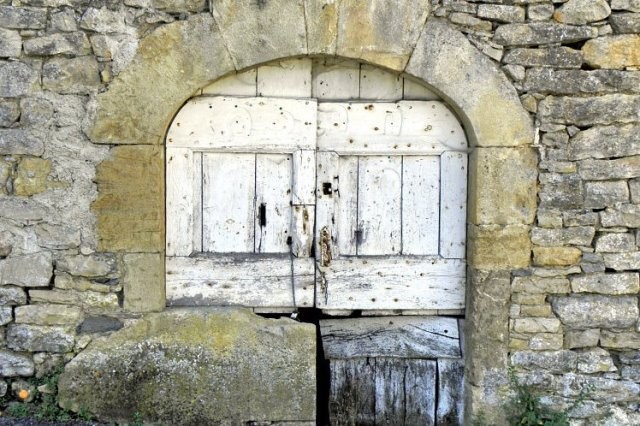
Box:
[437,358,465,425]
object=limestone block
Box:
[539,173,583,210]
[34,223,81,250]
[583,35,640,69]
[0,6,47,29]
[23,32,91,56]
[0,198,46,222]
[0,129,44,156]
[0,307,11,326]
[88,34,138,75]
[211,0,306,69]
[631,179,640,203]
[551,295,639,329]
[78,316,123,334]
[57,254,115,278]
[595,233,636,253]
[601,204,640,228]
[150,0,206,13]
[565,329,600,349]
[42,56,101,95]
[49,9,77,32]
[511,276,570,294]
[513,318,561,334]
[0,350,34,377]
[0,252,52,287]
[529,333,563,351]
[533,247,582,267]
[0,61,40,98]
[407,18,533,148]
[0,100,19,127]
[29,289,119,311]
[553,0,611,25]
[571,272,639,295]
[14,157,52,196]
[540,94,640,127]
[577,348,617,373]
[79,7,129,34]
[502,47,582,69]
[601,331,640,349]
[7,324,75,353]
[468,225,530,269]
[450,13,492,32]
[304,0,338,55]
[58,308,316,424]
[14,304,83,326]
[0,28,21,58]
[584,180,629,209]
[494,23,597,46]
[581,252,606,273]
[54,273,119,294]
[335,0,429,70]
[0,286,27,306]
[468,147,537,226]
[512,293,547,305]
[603,252,640,271]
[531,226,595,247]
[619,351,640,364]
[580,156,640,180]
[123,253,164,313]
[611,0,640,11]
[93,145,164,252]
[524,68,640,95]
[527,4,554,21]
[511,350,577,373]
[610,13,640,33]
[477,5,524,23]
[563,211,598,227]
[520,305,554,317]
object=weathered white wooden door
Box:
[165,95,467,312]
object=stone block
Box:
[619,351,640,364]
[611,0,640,11]
[14,304,83,326]
[468,225,531,269]
[57,254,115,278]
[579,156,640,180]
[14,157,52,196]
[529,333,563,351]
[511,350,577,373]
[34,223,81,250]
[553,0,610,25]
[150,0,206,12]
[0,252,52,287]
[93,145,164,252]
[576,348,617,373]
[449,13,492,32]
[78,316,123,334]
[601,204,640,228]
[539,173,583,210]
[0,198,46,222]
[0,307,11,326]
[0,350,34,377]
[29,289,118,311]
[0,129,44,156]
[123,253,164,313]
[42,56,101,95]
[583,35,640,69]
[58,308,316,423]
[494,23,597,46]
[563,212,598,227]
[538,95,640,126]
[527,4,554,21]
[581,252,606,273]
[79,7,129,34]
[0,61,40,98]
[533,247,582,267]
[611,13,640,33]
[7,324,75,353]
[631,179,640,203]
[512,276,570,294]
[595,233,636,253]
[551,295,639,329]
[23,32,91,56]
[568,124,640,160]
[0,29,21,58]
[477,5,524,23]
[0,286,26,306]
[603,252,640,271]
[524,68,640,95]
[601,331,640,349]
[0,6,46,29]
[520,304,554,317]
[54,273,119,294]
[584,181,629,209]
[531,227,594,247]
[565,329,600,349]
[502,47,582,68]
[468,147,537,226]
[571,273,639,295]
[49,9,77,32]
[0,100,19,127]
[512,293,547,305]
[514,318,561,334]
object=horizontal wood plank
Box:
[320,316,461,359]
[167,96,317,152]
[166,256,314,308]
[316,257,465,310]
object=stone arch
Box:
[88,4,536,421]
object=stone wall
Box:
[0,0,638,423]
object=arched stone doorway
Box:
[86,2,537,422]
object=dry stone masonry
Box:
[0,0,638,424]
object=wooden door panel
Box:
[402,156,440,255]
[255,154,292,253]
[440,151,468,259]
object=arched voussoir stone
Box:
[406,17,534,148]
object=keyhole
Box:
[259,203,267,227]
[322,182,333,195]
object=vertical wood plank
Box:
[201,69,257,96]
[315,151,340,263]
[403,78,441,101]
[312,58,360,100]
[192,152,202,252]
[336,156,358,256]
[440,152,468,259]
[357,156,402,255]
[374,358,406,425]
[405,359,437,426]
[255,154,292,253]
[202,153,255,253]
[437,358,465,426]
[329,359,375,425]
[257,58,312,98]
[292,205,314,258]
[166,148,195,256]
[360,64,403,101]
[292,149,316,205]
[402,156,440,255]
